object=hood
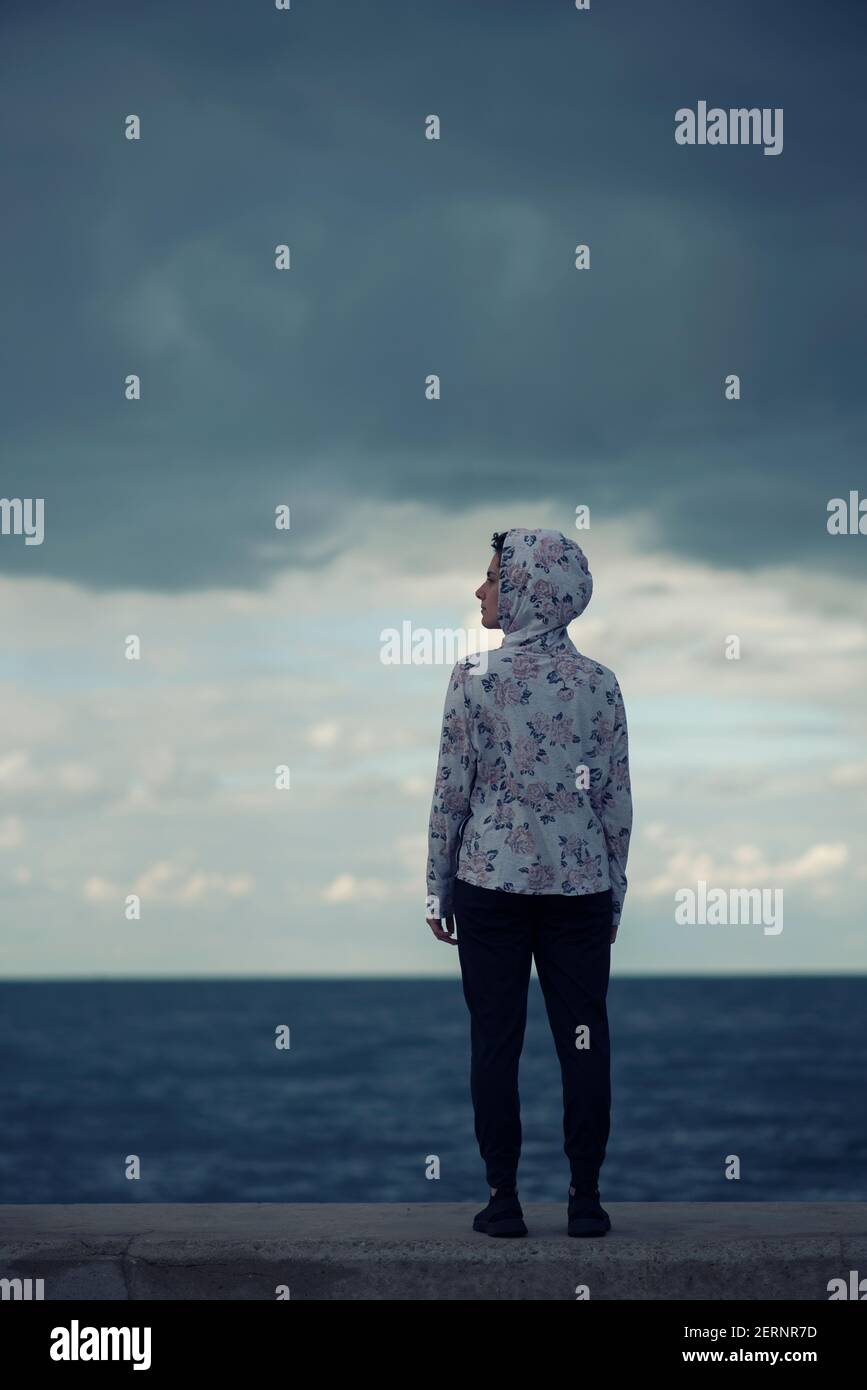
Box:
[497,528,593,644]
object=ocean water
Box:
[0,977,865,1204]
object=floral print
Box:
[427,528,632,924]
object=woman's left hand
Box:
[427,915,457,944]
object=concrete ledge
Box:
[1,1203,865,1300]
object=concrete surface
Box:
[1,1202,865,1299]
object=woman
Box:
[425,527,632,1238]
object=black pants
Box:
[454,875,613,1192]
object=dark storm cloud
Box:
[2,0,865,589]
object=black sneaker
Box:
[472,1186,528,1237]
[567,1184,611,1237]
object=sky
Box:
[2,0,866,976]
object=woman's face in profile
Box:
[475,549,501,629]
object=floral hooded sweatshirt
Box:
[426,528,632,926]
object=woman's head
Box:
[480,528,593,639]
[475,532,507,628]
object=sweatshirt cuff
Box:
[426,886,453,919]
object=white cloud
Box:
[83,861,254,905]
[637,837,848,899]
[3,499,867,972]
[322,873,391,903]
[0,815,24,849]
[307,721,340,748]
[830,760,867,787]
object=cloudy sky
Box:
[2,0,866,976]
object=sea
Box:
[1,977,865,1204]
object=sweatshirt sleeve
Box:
[426,660,478,920]
[599,678,633,929]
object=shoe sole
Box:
[473,1216,528,1237]
[568,1216,611,1237]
